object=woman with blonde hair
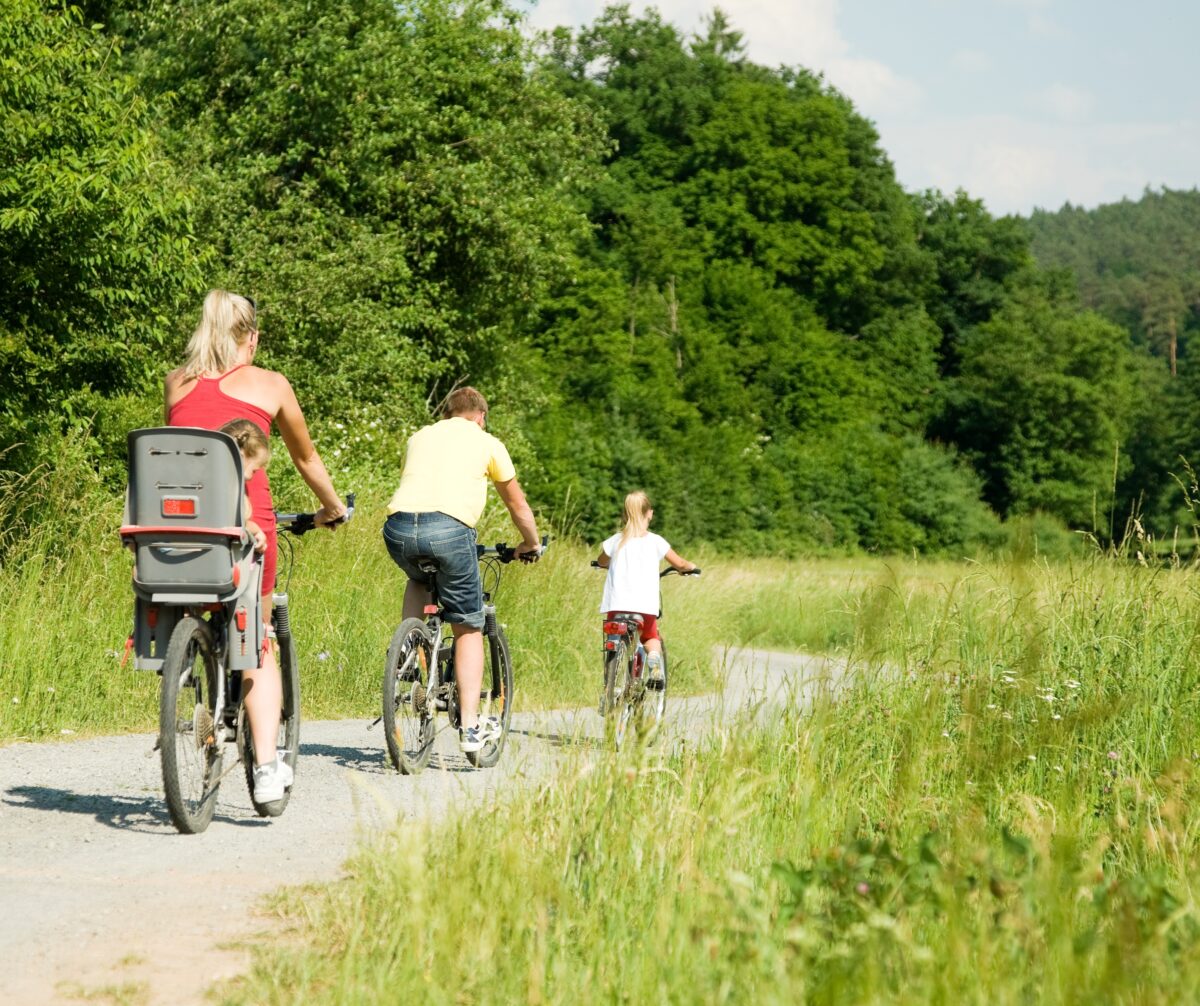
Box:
[594,491,697,684]
[165,289,347,804]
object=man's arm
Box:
[493,478,540,556]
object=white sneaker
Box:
[253,755,294,803]
[647,654,665,686]
[459,717,502,753]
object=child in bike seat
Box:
[595,490,697,684]
[219,419,270,555]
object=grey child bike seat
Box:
[121,427,262,671]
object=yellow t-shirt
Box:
[387,417,517,528]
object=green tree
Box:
[119,0,606,445]
[0,0,199,469]
[940,289,1136,527]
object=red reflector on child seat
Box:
[236,607,247,632]
[603,621,628,635]
[232,565,240,587]
[161,497,197,517]
[423,604,439,615]
[146,606,158,629]
[604,640,616,651]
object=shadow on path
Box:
[2,785,268,833]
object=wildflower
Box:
[11,697,18,705]
[1052,714,1062,721]
[1041,693,1056,703]
[1054,765,1064,773]
[941,730,950,738]
[1066,679,1081,690]
[1107,751,1119,761]
[1027,754,1037,762]
[856,882,870,896]
[46,686,55,694]
[317,651,330,662]
[987,703,998,710]
[1002,711,1013,720]
[60,729,74,736]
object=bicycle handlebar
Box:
[277,493,356,536]
[478,534,550,564]
[590,560,700,577]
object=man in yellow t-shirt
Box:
[383,387,541,753]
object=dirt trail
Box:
[0,647,841,1004]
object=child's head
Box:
[219,419,270,477]
[620,490,653,541]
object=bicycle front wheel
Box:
[242,608,301,817]
[466,626,514,769]
[383,617,436,774]
[160,617,222,834]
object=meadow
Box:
[215,550,1200,1004]
[6,450,1200,1002]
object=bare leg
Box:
[644,639,663,657]
[243,596,280,766]
[453,625,484,728]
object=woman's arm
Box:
[664,548,696,573]
[274,375,346,524]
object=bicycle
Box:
[592,563,701,748]
[382,537,546,774]
[121,425,353,833]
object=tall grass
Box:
[220,555,1200,1004]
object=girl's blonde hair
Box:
[619,490,652,546]
[182,290,257,377]
[219,418,270,469]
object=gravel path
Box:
[0,647,842,1004]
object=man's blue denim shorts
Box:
[382,511,484,629]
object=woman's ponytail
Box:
[182,290,256,378]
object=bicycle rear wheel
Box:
[160,617,222,834]
[242,605,301,817]
[603,641,637,749]
[466,625,514,768]
[383,617,436,774]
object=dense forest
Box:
[2,0,1198,554]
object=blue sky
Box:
[519,0,1200,216]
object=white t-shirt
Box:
[599,531,670,614]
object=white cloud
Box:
[1040,83,1095,121]
[878,114,1200,214]
[521,0,921,114]
[951,48,992,73]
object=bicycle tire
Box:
[614,647,641,749]
[601,640,624,719]
[160,617,222,834]
[466,626,514,768]
[383,617,436,774]
[242,610,301,817]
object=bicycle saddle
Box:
[409,555,442,575]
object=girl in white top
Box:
[596,490,697,682]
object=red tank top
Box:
[167,366,275,527]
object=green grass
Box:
[216,555,1200,1004]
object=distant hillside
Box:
[1027,188,1200,374]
